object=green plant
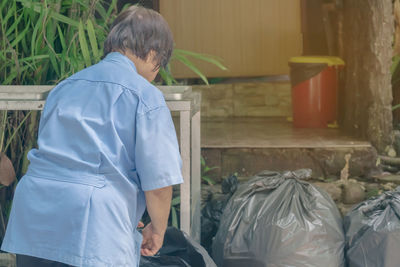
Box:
[170,196,180,228]
[201,156,218,185]
[159,49,227,85]
[1,0,225,232]
[1,0,120,180]
[1,0,226,172]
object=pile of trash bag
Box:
[201,174,238,253]
[212,169,345,267]
[140,227,216,267]
[344,187,400,267]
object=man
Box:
[2,6,182,267]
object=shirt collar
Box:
[103,52,137,73]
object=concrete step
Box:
[200,117,377,181]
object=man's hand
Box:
[140,222,164,256]
[137,221,144,228]
[140,186,172,256]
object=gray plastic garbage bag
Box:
[140,227,216,267]
[344,187,400,267]
[212,170,345,267]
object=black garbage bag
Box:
[344,187,400,267]
[201,174,238,253]
[140,227,216,267]
[221,174,238,195]
[212,170,345,267]
[140,256,190,267]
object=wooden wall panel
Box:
[160,0,302,78]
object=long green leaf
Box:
[20,17,30,54]
[0,0,9,12]
[4,111,32,151]
[18,0,79,27]
[2,1,15,28]
[203,166,219,173]
[174,49,227,71]
[2,65,30,85]
[5,13,23,37]
[86,19,99,60]
[46,22,60,76]
[78,20,91,67]
[50,11,79,27]
[19,55,50,71]
[96,2,107,20]
[30,7,45,58]
[392,56,400,75]
[171,196,181,206]
[173,54,209,85]
[201,156,206,166]
[57,25,67,51]
[10,23,30,48]
[59,51,67,79]
[48,49,60,77]
[71,0,89,8]
[202,175,216,185]
[16,0,41,13]
[393,104,400,111]
[106,0,118,18]
[0,111,7,152]
[159,68,174,86]
[171,206,178,228]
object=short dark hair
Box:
[104,5,173,69]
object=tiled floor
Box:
[201,117,372,148]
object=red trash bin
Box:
[289,56,345,128]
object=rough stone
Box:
[312,182,342,202]
[382,182,398,191]
[342,180,366,204]
[365,183,381,191]
[387,146,397,157]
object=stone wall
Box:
[192,82,292,118]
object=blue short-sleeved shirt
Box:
[1,52,183,267]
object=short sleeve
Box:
[135,106,183,191]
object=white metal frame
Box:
[0,85,201,241]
